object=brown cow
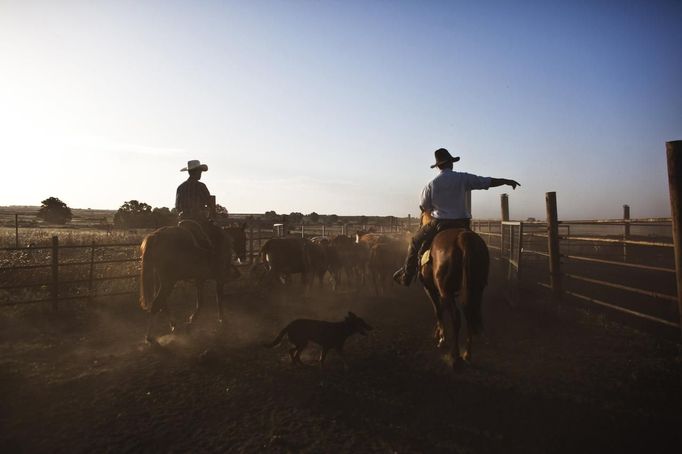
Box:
[367,238,405,295]
[327,234,366,289]
[355,231,406,294]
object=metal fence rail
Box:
[472,205,679,331]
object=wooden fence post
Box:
[88,241,96,304]
[15,214,19,248]
[500,194,509,256]
[301,224,305,238]
[665,140,682,334]
[501,194,510,221]
[322,224,326,237]
[51,236,59,311]
[546,192,562,300]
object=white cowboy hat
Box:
[180,160,208,172]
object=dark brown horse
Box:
[418,211,489,369]
[139,223,246,343]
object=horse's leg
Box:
[423,286,445,348]
[445,298,464,369]
[188,278,205,328]
[145,283,173,343]
[215,280,225,325]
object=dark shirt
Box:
[175,178,211,220]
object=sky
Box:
[1,0,680,220]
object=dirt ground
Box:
[1,273,681,453]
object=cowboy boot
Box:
[393,245,419,287]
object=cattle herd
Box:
[255,230,410,295]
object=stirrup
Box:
[392,268,413,287]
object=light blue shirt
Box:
[420,169,492,219]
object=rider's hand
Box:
[508,180,521,189]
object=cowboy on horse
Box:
[175,159,227,269]
[393,148,520,286]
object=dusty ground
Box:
[1,274,681,453]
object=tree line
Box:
[36,197,398,228]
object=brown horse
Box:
[418,211,489,369]
[139,223,246,343]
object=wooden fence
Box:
[473,194,680,333]
[0,221,411,308]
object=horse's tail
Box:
[461,233,489,334]
[265,324,289,348]
[139,235,156,311]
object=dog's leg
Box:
[288,347,297,364]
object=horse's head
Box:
[223,222,247,263]
[420,207,433,227]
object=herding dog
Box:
[268,312,372,367]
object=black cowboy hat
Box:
[430,148,460,168]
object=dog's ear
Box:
[348,311,357,318]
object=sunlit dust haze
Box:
[1,1,680,219]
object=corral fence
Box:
[473,198,679,333]
[0,220,414,309]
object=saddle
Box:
[178,219,214,251]
[418,219,471,267]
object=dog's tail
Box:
[265,324,289,348]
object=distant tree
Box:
[264,210,279,221]
[114,200,154,228]
[308,212,320,223]
[215,204,230,222]
[359,215,368,225]
[151,207,178,227]
[37,197,72,224]
[328,214,339,224]
[288,212,304,224]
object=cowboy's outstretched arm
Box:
[490,178,521,190]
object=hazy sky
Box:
[1,1,680,219]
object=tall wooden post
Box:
[546,192,562,300]
[322,224,326,237]
[15,214,19,248]
[500,194,509,255]
[51,236,59,311]
[500,194,510,221]
[665,140,682,334]
[301,224,305,238]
